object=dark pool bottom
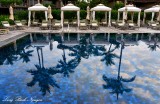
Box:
[0,33,160,104]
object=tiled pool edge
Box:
[1,27,160,48]
[0,32,28,48]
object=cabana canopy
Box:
[91,4,112,26]
[118,4,141,27]
[28,2,48,26]
[61,3,80,30]
[143,5,160,23]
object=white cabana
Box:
[118,4,141,27]
[61,3,80,30]
[28,2,48,26]
[91,4,112,26]
[143,5,160,24]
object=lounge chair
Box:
[101,19,107,26]
[151,23,160,30]
[0,29,9,35]
[111,19,117,27]
[71,19,77,26]
[21,20,27,25]
[63,19,69,26]
[1,21,15,30]
[40,20,48,30]
[79,20,88,30]
[127,20,138,30]
[116,21,128,30]
[91,20,99,30]
[32,19,39,26]
[52,20,61,30]
[14,20,25,30]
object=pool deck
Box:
[0,26,160,47]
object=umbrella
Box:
[9,6,14,20]
[48,5,53,19]
[48,5,53,29]
[86,6,90,20]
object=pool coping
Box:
[0,26,160,48]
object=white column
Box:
[117,11,120,21]
[131,12,134,21]
[45,11,48,21]
[122,11,125,24]
[77,10,80,27]
[93,11,95,20]
[108,11,111,26]
[138,12,141,27]
[151,12,155,22]
[28,11,31,26]
[143,12,146,24]
[33,11,35,21]
[61,11,64,30]
[105,12,107,24]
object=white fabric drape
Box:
[143,12,146,24]
[151,12,155,22]
[61,11,64,30]
[105,12,107,24]
[93,11,95,20]
[77,11,80,27]
[45,11,48,21]
[117,12,120,21]
[108,11,111,26]
[138,12,141,27]
[28,11,31,26]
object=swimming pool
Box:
[0,33,160,104]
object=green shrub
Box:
[43,3,55,8]
[75,1,88,10]
[111,10,118,20]
[0,15,15,27]
[64,11,77,20]
[52,9,61,20]
[14,10,28,20]
[80,10,87,19]
[113,2,124,10]
[90,0,108,8]
[0,0,22,6]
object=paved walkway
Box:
[0,26,160,47]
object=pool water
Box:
[0,33,160,104]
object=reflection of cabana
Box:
[28,2,48,26]
[118,4,141,27]
[91,4,112,26]
[143,5,160,24]
[61,3,80,30]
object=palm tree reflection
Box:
[101,39,120,66]
[56,49,81,77]
[0,44,17,65]
[148,34,160,51]
[27,46,60,96]
[103,41,136,100]
[68,37,106,59]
